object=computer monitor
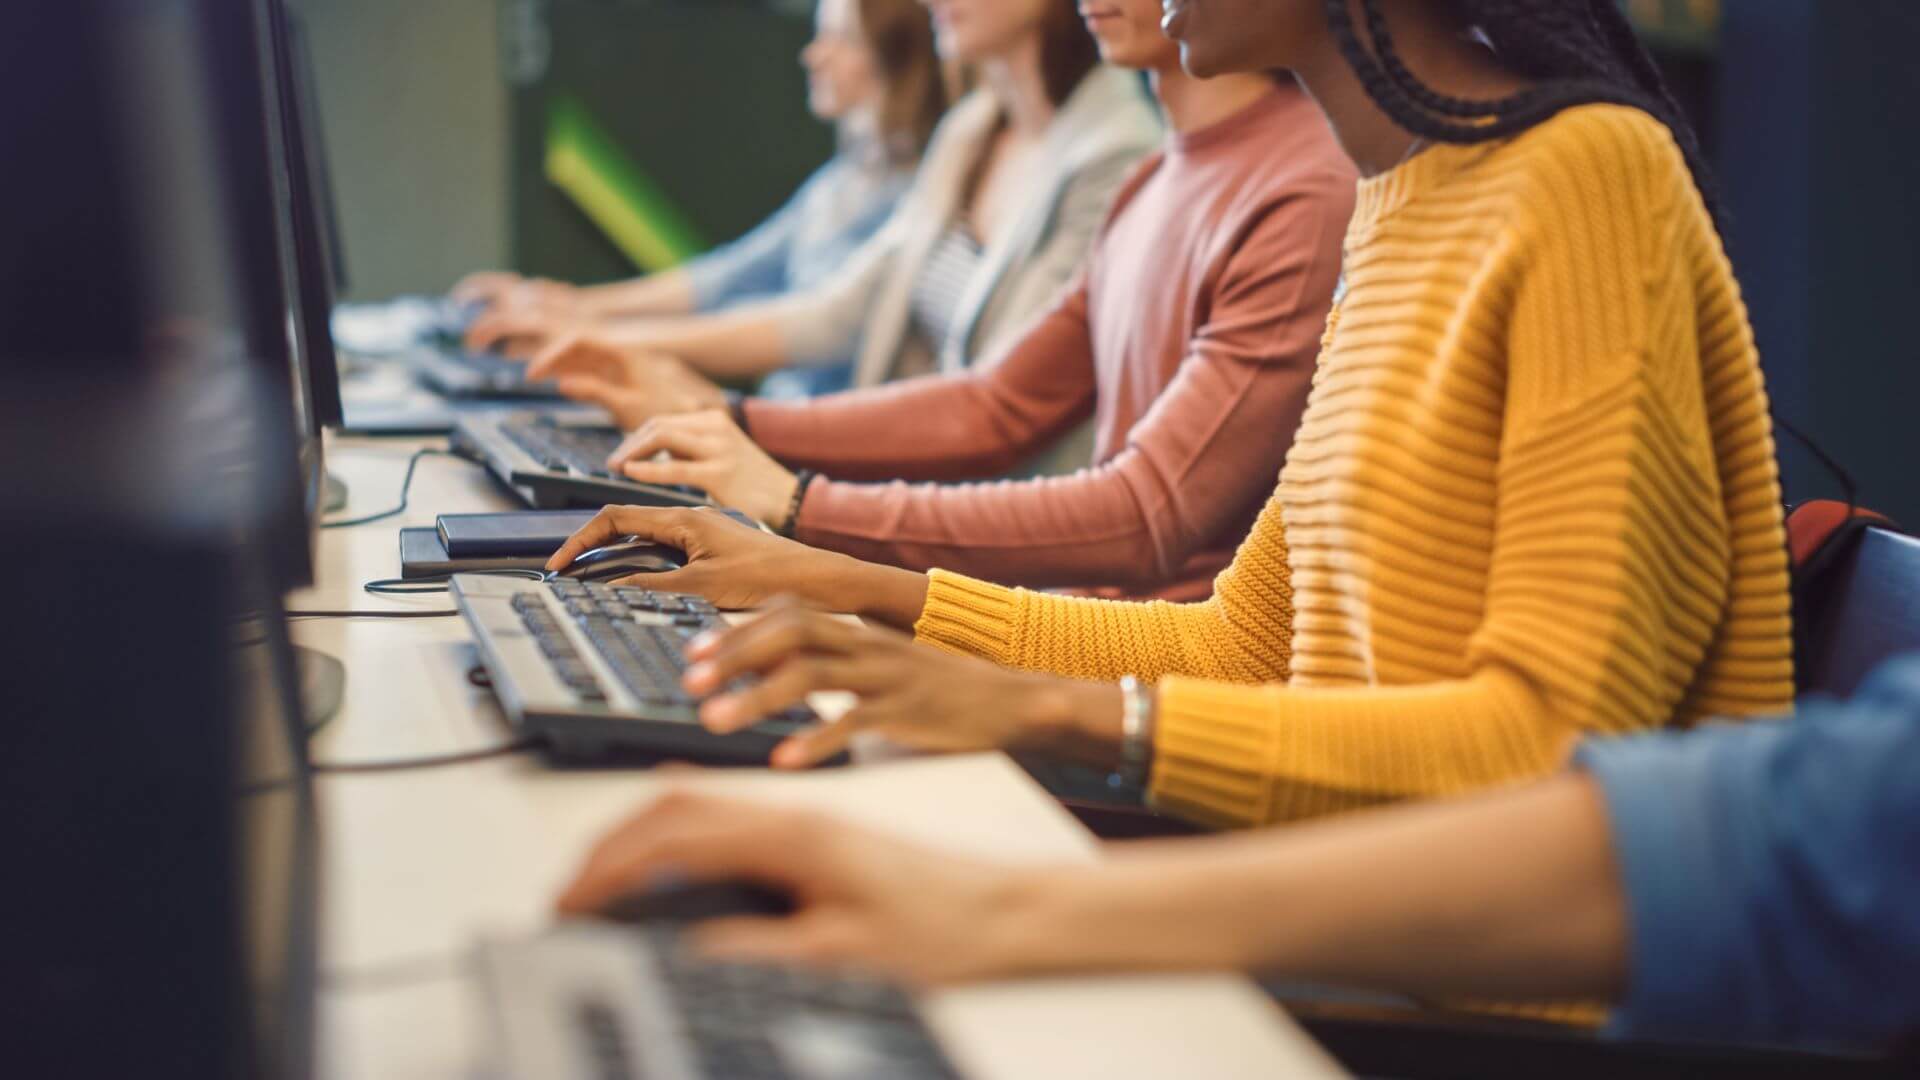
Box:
[4,4,317,1077]
[285,8,350,296]
[230,533,322,1080]
[196,0,323,586]
[263,0,345,429]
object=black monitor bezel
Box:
[264,0,344,429]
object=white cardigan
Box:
[768,66,1162,388]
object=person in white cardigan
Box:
[487,0,1161,411]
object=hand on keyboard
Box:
[555,790,1027,989]
[547,506,871,615]
[602,412,799,528]
[465,304,584,358]
[525,336,726,430]
[680,596,1114,770]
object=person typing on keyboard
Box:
[519,0,1355,602]
[555,656,1920,1057]
[543,0,1797,835]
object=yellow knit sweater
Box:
[915,105,1795,829]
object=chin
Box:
[1094,42,1146,69]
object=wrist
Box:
[1010,679,1126,768]
[976,862,1199,980]
[973,866,1101,979]
[834,558,929,630]
[766,469,805,534]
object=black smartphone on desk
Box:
[437,510,600,558]
[399,528,552,578]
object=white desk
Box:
[297,433,1343,1079]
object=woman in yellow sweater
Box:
[548,0,1795,829]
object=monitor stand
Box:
[322,470,349,514]
[293,645,346,733]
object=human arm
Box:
[914,122,1797,829]
[457,168,825,352]
[559,177,812,322]
[732,280,1102,483]
[1577,659,1920,1051]
[753,181,1337,586]
[589,282,1103,518]
[560,655,1920,1055]
[543,505,929,630]
[577,190,908,380]
[552,769,1627,1004]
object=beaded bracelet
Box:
[779,470,817,538]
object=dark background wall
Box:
[300,0,827,301]
[301,0,508,302]
[1718,1,1920,523]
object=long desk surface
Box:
[296,432,1344,1078]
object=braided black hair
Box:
[1327,2,1868,518]
[1324,0,1721,225]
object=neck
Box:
[1288,1,1531,176]
[834,107,885,164]
[976,40,1059,137]
[1150,68,1271,136]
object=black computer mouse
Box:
[598,879,797,926]
[551,536,686,582]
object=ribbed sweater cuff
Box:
[1146,676,1281,829]
[912,570,1020,664]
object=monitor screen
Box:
[134,4,323,1075]
[197,0,321,587]
[265,0,345,428]
[285,8,350,296]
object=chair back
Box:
[1791,510,1920,698]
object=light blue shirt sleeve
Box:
[680,167,822,310]
[1575,655,1920,1054]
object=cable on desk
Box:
[311,737,540,775]
[320,447,472,529]
[363,569,548,596]
[285,572,550,616]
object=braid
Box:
[1324,0,1723,226]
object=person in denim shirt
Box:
[556,650,1920,1057]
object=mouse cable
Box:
[283,572,549,617]
[310,736,539,775]
[362,569,547,596]
[319,447,472,529]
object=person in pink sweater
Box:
[529,0,1355,601]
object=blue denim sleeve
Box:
[1575,655,1920,1053]
[681,169,818,309]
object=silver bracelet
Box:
[1116,675,1155,789]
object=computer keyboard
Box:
[409,344,561,398]
[454,574,828,764]
[576,927,961,1080]
[520,579,816,729]
[454,349,543,389]
[501,416,627,478]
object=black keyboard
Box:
[517,579,817,732]
[501,417,626,478]
[411,345,560,397]
[575,928,960,1080]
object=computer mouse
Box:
[551,536,686,582]
[598,879,797,926]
